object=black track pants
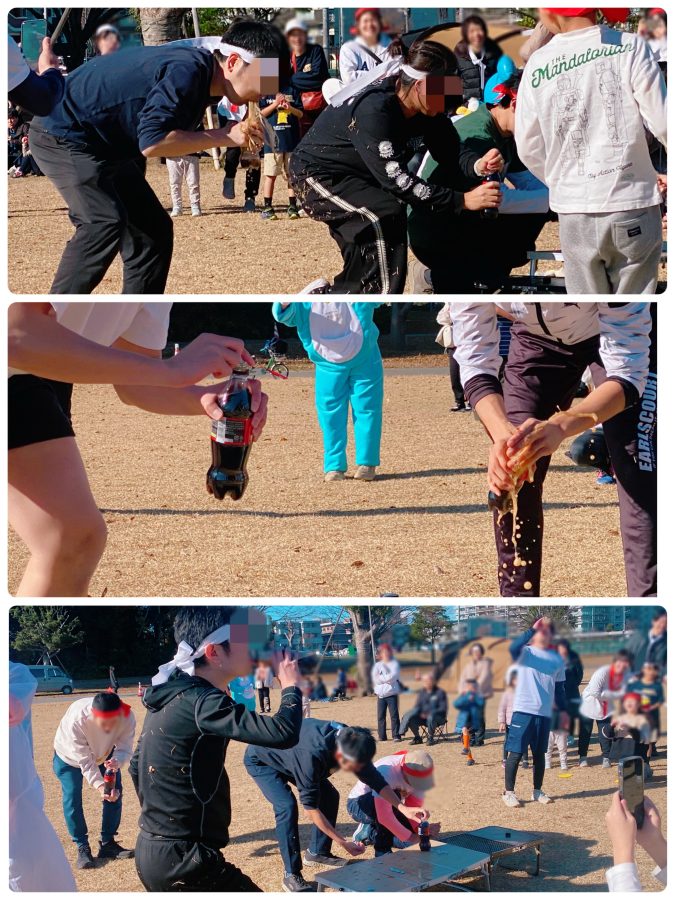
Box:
[290,165,407,293]
[135,833,261,892]
[30,130,173,294]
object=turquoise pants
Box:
[314,354,384,472]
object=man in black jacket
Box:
[129,606,303,892]
[245,722,429,892]
[30,20,287,294]
[398,673,448,746]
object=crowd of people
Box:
[9,606,667,892]
[7,7,667,294]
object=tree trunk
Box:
[348,610,374,695]
[138,8,185,45]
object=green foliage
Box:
[186,8,282,35]
[410,607,453,643]
[10,606,84,655]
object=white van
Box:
[28,665,74,694]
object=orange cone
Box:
[462,727,476,766]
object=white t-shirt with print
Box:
[10,302,172,377]
[513,645,565,718]
[516,25,666,213]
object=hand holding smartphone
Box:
[618,756,645,829]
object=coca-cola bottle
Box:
[206,367,254,501]
[418,819,431,852]
[481,172,500,219]
[103,766,116,797]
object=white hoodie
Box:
[515,25,666,213]
[53,697,136,790]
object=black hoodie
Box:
[129,672,302,848]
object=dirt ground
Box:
[8,371,629,597]
[11,161,666,294]
[29,679,667,892]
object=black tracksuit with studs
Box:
[290,79,471,293]
[129,671,302,892]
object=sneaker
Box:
[298,277,330,295]
[288,205,300,220]
[545,758,551,770]
[410,736,423,745]
[352,823,375,846]
[502,791,522,808]
[282,873,317,892]
[579,757,589,768]
[261,207,277,221]
[461,747,469,756]
[567,736,575,747]
[324,471,345,483]
[596,472,616,485]
[76,845,96,869]
[170,207,182,217]
[602,758,611,769]
[560,764,569,771]
[427,738,436,747]
[243,197,256,212]
[451,403,470,412]
[408,257,433,294]
[191,205,202,217]
[532,790,553,804]
[353,465,377,481]
[97,840,135,860]
[222,176,236,200]
[303,850,348,868]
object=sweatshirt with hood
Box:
[129,671,302,848]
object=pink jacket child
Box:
[347,749,439,853]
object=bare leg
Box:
[9,437,107,596]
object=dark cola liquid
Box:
[481,172,500,220]
[206,378,253,501]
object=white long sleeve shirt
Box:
[53,697,136,790]
[582,664,630,719]
[450,302,652,396]
[606,861,667,891]
[515,25,666,213]
[371,660,401,698]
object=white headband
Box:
[169,36,257,65]
[152,624,231,685]
[327,57,429,108]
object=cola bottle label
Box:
[211,417,253,446]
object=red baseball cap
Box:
[355,8,380,20]
[542,8,629,23]
[648,8,667,16]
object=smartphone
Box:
[618,756,645,829]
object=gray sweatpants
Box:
[558,205,662,294]
[166,156,200,209]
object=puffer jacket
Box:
[454,38,502,101]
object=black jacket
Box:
[412,687,448,720]
[129,672,302,848]
[293,79,466,215]
[626,630,667,675]
[562,652,584,702]
[290,43,329,94]
[454,38,502,102]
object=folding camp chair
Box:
[420,719,451,743]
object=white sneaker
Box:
[353,465,377,481]
[544,757,551,770]
[602,758,611,769]
[191,205,202,217]
[560,764,569,771]
[324,471,345,482]
[502,791,522,808]
[532,789,553,804]
[170,207,182,217]
[578,758,589,768]
[299,277,330,294]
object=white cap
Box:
[95,23,120,38]
[285,17,308,35]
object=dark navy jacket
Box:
[34,46,217,159]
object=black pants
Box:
[377,695,400,741]
[30,130,173,294]
[223,147,260,199]
[578,715,613,759]
[135,832,261,892]
[472,707,486,744]
[411,211,548,293]
[493,319,657,597]
[257,687,270,713]
[447,349,465,406]
[399,710,445,740]
[290,163,407,293]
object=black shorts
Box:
[8,374,74,450]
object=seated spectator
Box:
[332,668,348,700]
[454,15,502,102]
[8,108,27,169]
[399,672,448,746]
[606,691,651,771]
[453,678,485,740]
[409,70,549,293]
[605,792,667,891]
[311,675,328,701]
[339,8,391,84]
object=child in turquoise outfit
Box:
[272,302,383,481]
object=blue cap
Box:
[497,55,517,78]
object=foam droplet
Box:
[524,581,533,590]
